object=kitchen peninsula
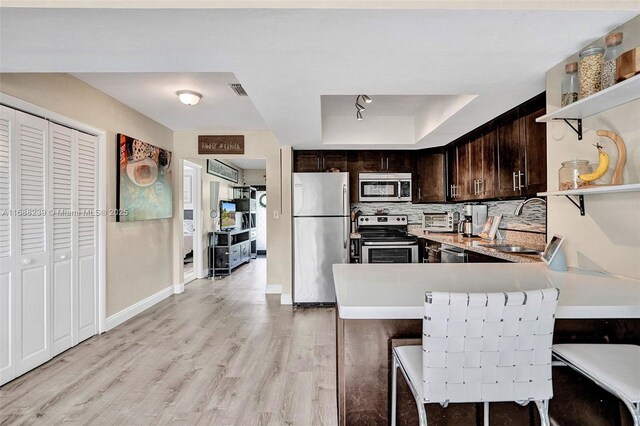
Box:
[334,263,640,425]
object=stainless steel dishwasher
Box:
[440,244,467,263]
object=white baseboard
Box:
[265,284,282,294]
[105,285,174,332]
[280,294,292,305]
[174,282,185,294]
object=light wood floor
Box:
[0,259,338,425]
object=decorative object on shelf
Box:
[597,130,626,185]
[206,159,239,183]
[579,46,605,99]
[116,133,173,222]
[601,32,624,90]
[577,144,609,183]
[198,135,244,154]
[616,47,640,82]
[355,94,372,120]
[559,159,592,191]
[561,62,579,107]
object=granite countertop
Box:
[414,232,545,263]
[333,263,640,320]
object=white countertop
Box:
[333,263,640,320]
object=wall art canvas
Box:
[116,134,173,222]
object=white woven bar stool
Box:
[552,344,640,426]
[391,288,560,426]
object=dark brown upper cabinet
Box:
[519,101,547,196]
[357,151,412,173]
[293,150,347,172]
[496,93,546,198]
[413,149,446,203]
[467,128,496,200]
[446,146,460,201]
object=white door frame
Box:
[0,93,107,334]
[183,160,203,283]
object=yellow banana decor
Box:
[578,130,627,186]
[579,144,609,182]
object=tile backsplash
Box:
[352,199,546,233]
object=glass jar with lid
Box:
[601,32,624,90]
[561,62,579,107]
[579,46,605,99]
[559,159,592,191]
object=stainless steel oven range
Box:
[357,215,418,263]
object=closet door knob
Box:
[23,258,32,265]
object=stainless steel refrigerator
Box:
[293,172,350,305]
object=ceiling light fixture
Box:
[355,94,372,120]
[177,90,202,106]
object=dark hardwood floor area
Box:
[0,259,338,425]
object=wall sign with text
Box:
[198,135,245,154]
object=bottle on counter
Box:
[579,46,605,99]
[561,62,579,107]
[558,159,592,191]
[601,32,624,90]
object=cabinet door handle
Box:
[474,180,478,195]
[322,157,325,170]
[418,188,421,199]
[518,171,525,189]
[386,158,389,170]
[381,157,384,169]
[512,171,517,192]
[317,158,320,170]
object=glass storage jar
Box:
[579,46,605,99]
[601,32,624,90]
[561,62,579,107]
[559,159,592,191]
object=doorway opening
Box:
[204,158,267,279]
[183,160,202,283]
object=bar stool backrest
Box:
[422,288,560,404]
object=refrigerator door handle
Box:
[343,184,348,249]
[343,217,349,250]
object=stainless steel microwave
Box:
[358,173,412,202]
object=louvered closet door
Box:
[75,131,97,342]
[0,106,17,384]
[50,123,74,356]
[15,111,50,376]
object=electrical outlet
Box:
[273,210,280,219]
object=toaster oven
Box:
[422,212,459,232]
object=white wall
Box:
[172,131,293,297]
[545,15,640,279]
[243,169,267,186]
[0,73,176,316]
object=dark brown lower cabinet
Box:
[336,314,640,426]
[466,250,509,263]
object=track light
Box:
[355,94,372,120]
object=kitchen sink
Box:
[482,244,544,255]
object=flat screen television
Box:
[220,200,237,230]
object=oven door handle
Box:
[363,241,417,246]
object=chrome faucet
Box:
[514,197,547,216]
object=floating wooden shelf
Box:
[538,183,640,197]
[539,183,640,216]
[536,75,640,140]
